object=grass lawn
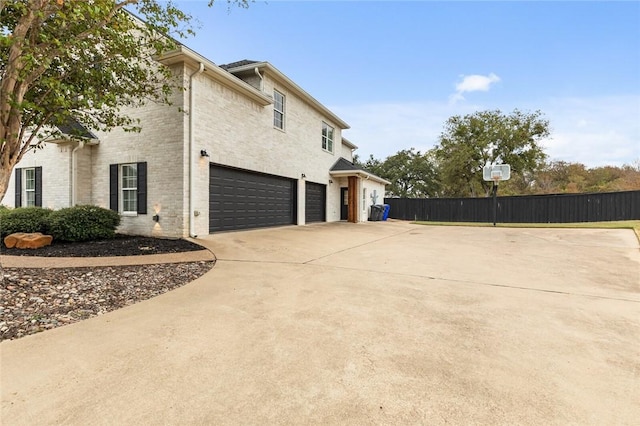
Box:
[413,220,640,242]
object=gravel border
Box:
[0,261,214,342]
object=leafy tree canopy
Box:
[356,148,440,198]
[433,109,549,197]
[0,0,248,202]
[527,160,640,194]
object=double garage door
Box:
[209,165,326,233]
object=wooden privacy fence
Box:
[384,190,640,223]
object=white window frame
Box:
[120,163,138,215]
[273,90,285,130]
[322,122,334,153]
[24,168,36,207]
[362,187,367,211]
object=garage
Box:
[305,181,326,223]
[209,164,297,232]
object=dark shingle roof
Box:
[219,59,260,70]
[330,157,360,172]
[56,117,98,140]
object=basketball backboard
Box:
[483,164,511,182]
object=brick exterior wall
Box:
[90,67,187,238]
[3,142,73,210]
[3,59,383,238]
[188,69,354,236]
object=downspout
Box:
[254,67,264,92]
[189,62,205,238]
[71,140,85,206]
[359,173,370,223]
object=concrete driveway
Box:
[2,221,639,425]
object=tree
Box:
[531,160,640,194]
[0,0,248,203]
[356,149,440,198]
[434,109,549,197]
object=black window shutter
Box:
[137,162,147,214]
[109,164,118,211]
[34,166,42,207]
[14,168,22,207]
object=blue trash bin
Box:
[382,204,391,221]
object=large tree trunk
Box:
[0,165,13,204]
[0,110,27,206]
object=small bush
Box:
[47,205,121,242]
[0,207,53,237]
[0,205,10,220]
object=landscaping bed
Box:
[1,235,214,342]
[1,234,205,257]
[0,261,214,341]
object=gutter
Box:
[189,62,205,238]
[254,67,264,92]
[158,47,272,106]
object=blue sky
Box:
[170,0,640,167]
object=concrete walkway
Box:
[1,221,639,425]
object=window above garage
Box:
[273,90,285,130]
[322,122,334,153]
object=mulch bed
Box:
[1,234,205,257]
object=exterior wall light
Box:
[152,214,160,222]
[200,149,210,157]
[301,173,306,179]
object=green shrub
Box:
[47,205,121,242]
[0,207,53,237]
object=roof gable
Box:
[222,60,350,130]
[330,157,359,172]
[330,157,391,185]
[158,47,272,107]
[219,59,259,70]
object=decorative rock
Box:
[1,261,214,341]
[4,232,53,249]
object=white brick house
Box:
[3,45,388,238]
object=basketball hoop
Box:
[483,164,510,183]
[483,164,511,226]
[491,170,502,186]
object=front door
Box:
[340,187,348,220]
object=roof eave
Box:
[329,170,390,185]
[341,137,358,150]
[46,137,100,145]
[158,47,273,107]
[226,62,350,130]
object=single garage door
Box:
[209,164,297,232]
[305,181,326,223]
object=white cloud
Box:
[449,73,501,104]
[333,94,640,168]
[456,73,501,92]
